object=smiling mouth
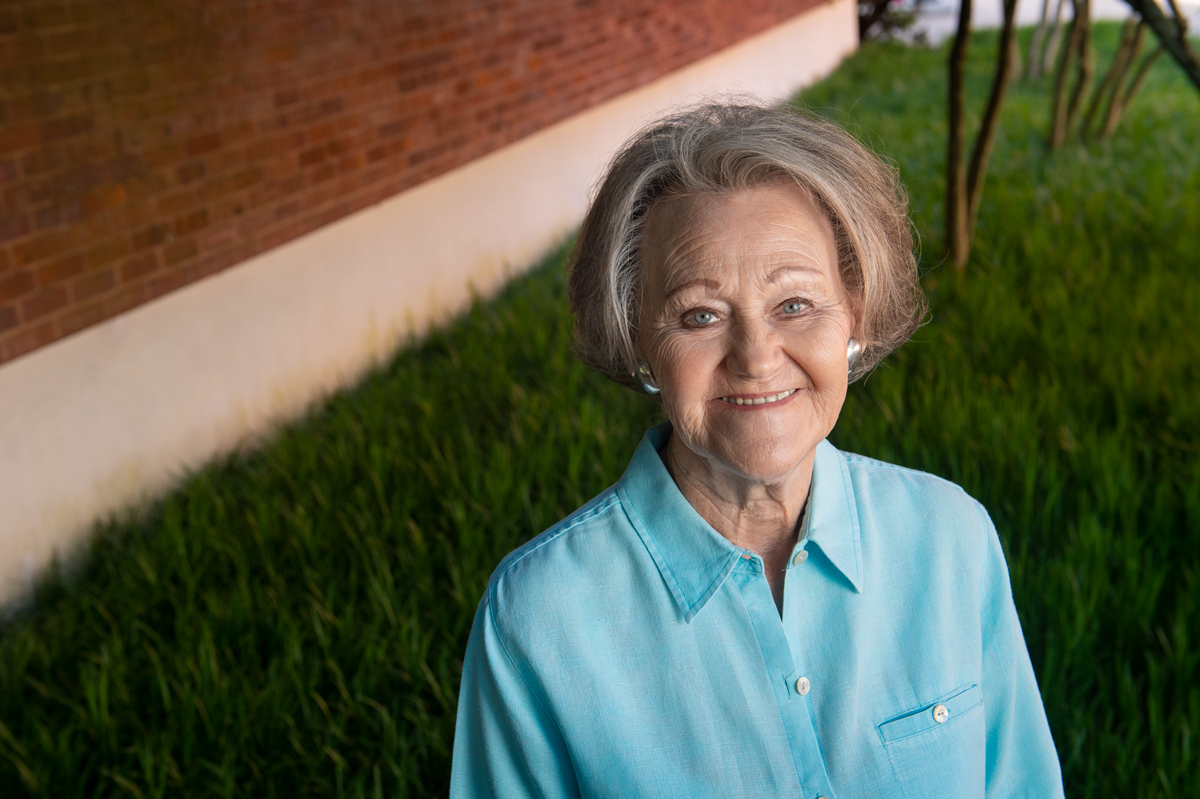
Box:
[718,388,798,406]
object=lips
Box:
[718,388,798,406]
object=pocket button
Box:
[932,703,949,724]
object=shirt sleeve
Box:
[450,588,581,799]
[975,504,1066,798]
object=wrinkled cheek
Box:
[641,337,709,452]
[651,338,718,396]
[668,403,712,458]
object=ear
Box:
[634,360,660,395]
[846,338,863,377]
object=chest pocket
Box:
[877,683,986,799]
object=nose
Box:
[725,317,785,380]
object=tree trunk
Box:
[1102,44,1164,138]
[860,0,892,41]
[1048,4,1082,147]
[946,0,973,269]
[1064,0,1094,131]
[1121,0,1200,91]
[1042,0,1069,75]
[1080,16,1139,140]
[966,0,1020,241]
[1027,0,1054,80]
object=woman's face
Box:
[638,182,856,485]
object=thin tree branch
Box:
[1081,16,1139,140]
[1164,0,1189,34]
[966,0,1019,239]
[1121,0,1200,91]
[1027,0,1053,80]
[1043,0,1069,75]
[1101,44,1165,137]
[1064,0,1094,130]
[1124,44,1164,105]
[946,0,973,268]
[1049,1,1083,146]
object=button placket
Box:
[734,569,834,799]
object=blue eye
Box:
[689,311,717,326]
[782,301,805,314]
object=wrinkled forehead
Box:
[639,182,839,294]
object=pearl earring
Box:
[636,361,661,395]
[846,338,862,377]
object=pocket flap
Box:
[877,683,983,743]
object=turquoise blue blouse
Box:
[451,423,1064,798]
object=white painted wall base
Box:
[0,0,858,604]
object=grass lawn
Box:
[1,25,1198,798]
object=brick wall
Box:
[0,0,823,364]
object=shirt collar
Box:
[800,434,864,594]
[616,423,863,623]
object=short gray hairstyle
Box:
[567,103,925,392]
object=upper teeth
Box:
[721,389,797,406]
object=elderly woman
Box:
[450,105,1063,798]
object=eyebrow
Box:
[662,264,822,303]
[662,277,721,303]
[766,264,822,283]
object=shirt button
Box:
[933,703,950,724]
[792,550,808,566]
[795,676,811,696]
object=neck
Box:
[663,433,813,608]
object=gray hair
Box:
[567,103,925,392]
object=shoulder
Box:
[481,485,647,628]
[488,486,626,587]
[477,483,668,660]
[832,447,996,581]
[837,448,991,529]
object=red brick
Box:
[173,209,208,236]
[0,213,29,242]
[34,254,85,286]
[84,237,131,269]
[59,301,104,335]
[0,304,17,333]
[103,284,153,317]
[22,286,69,320]
[131,223,170,249]
[150,270,190,297]
[2,321,56,361]
[0,127,40,157]
[118,252,159,283]
[0,0,822,364]
[73,269,115,301]
[13,230,69,265]
[0,270,34,302]
[177,161,206,184]
[39,114,93,142]
[183,132,222,157]
[155,187,200,216]
[80,183,127,216]
[267,45,298,64]
[163,238,197,266]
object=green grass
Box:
[2,24,1198,797]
